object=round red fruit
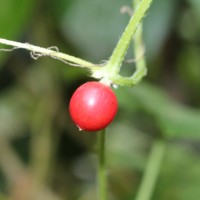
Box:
[69,81,118,131]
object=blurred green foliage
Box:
[0,0,35,63]
[0,0,200,200]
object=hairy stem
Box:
[105,0,152,75]
[132,0,147,82]
[0,38,98,69]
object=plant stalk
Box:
[131,0,148,84]
[0,38,98,69]
[105,0,153,75]
[135,139,166,200]
[97,129,107,200]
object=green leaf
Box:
[154,144,200,200]
[57,0,130,62]
[143,0,179,60]
[116,82,200,139]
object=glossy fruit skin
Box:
[69,81,118,131]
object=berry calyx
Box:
[69,81,118,131]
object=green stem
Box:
[0,38,99,69]
[133,0,147,76]
[135,139,166,200]
[97,129,107,200]
[105,0,152,75]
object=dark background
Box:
[0,0,200,200]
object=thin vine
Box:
[0,38,99,69]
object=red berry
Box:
[69,81,118,131]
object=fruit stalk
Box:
[97,129,107,200]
